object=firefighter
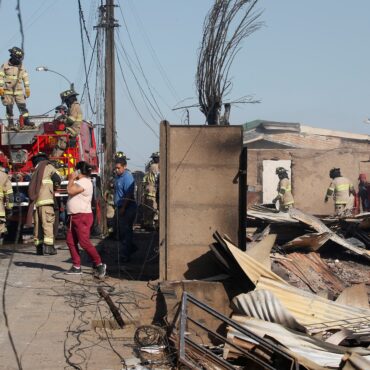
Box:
[325,168,356,216]
[358,173,370,212]
[59,89,82,138]
[114,151,129,160]
[0,47,33,129]
[104,173,116,237]
[0,159,13,244]
[272,167,294,212]
[27,152,61,255]
[142,152,160,229]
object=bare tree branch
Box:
[196,0,263,125]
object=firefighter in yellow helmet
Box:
[142,152,160,229]
[272,167,294,212]
[0,47,33,129]
[26,152,62,255]
[0,158,14,244]
[59,89,83,138]
[325,168,356,216]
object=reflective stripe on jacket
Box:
[326,176,354,205]
[277,178,294,206]
[0,62,29,94]
[35,164,58,207]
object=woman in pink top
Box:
[65,161,106,278]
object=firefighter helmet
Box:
[329,168,341,179]
[31,152,48,167]
[60,89,79,102]
[9,46,24,61]
[114,151,130,160]
[275,167,287,176]
[150,152,159,159]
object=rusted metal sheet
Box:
[289,208,370,261]
[230,316,370,369]
[276,252,345,296]
[283,232,331,251]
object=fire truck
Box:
[0,115,102,237]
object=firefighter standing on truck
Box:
[27,152,61,255]
[52,90,82,158]
[60,89,82,138]
[142,152,160,229]
[0,47,33,129]
[272,167,294,212]
[325,168,356,216]
[0,159,13,244]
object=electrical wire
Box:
[77,0,96,115]
[126,0,180,102]
[115,45,159,138]
[78,0,94,49]
[115,36,163,123]
[117,8,165,120]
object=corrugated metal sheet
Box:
[276,252,345,296]
[223,239,287,285]
[228,316,370,368]
[231,290,306,332]
[256,277,370,333]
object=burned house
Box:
[245,120,370,215]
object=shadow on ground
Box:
[96,228,159,281]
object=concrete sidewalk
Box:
[0,241,159,370]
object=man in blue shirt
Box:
[114,157,137,262]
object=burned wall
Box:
[246,148,370,215]
[160,122,242,280]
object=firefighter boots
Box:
[44,245,57,255]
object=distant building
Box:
[244,120,370,214]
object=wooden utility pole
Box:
[97,0,119,234]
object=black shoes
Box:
[65,266,82,275]
[94,263,106,279]
[36,245,44,255]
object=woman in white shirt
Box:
[65,161,106,278]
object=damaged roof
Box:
[243,119,370,149]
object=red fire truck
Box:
[0,115,102,237]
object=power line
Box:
[78,0,94,49]
[115,34,163,123]
[115,46,159,138]
[78,0,96,114]
[118,6,165,119]
[16,0,24,51]
[126,0,180,102]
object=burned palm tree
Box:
[196,0,263,125]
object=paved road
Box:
[0,241,157,370]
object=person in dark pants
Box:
[65,161,106,278]
[114,157,137,263]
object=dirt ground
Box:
[0,230,172,370]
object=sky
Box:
[1,0,370,170]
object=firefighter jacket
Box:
[36,164,61,207]
[0,62,29,95]
[143,163,159,198]
[326,176,354,205]
[0,170,13,218]
[276,178,294,206]
[66,102,83,127]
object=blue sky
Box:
[1,0,370,170]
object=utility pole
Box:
[96,0,119,234]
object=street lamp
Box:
[35,66,74,90]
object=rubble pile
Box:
[169,206,370,369]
